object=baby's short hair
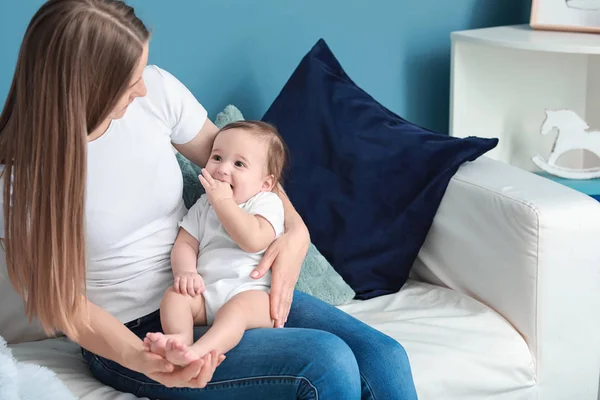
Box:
[218,120,289,184]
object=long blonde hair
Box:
[0,0,149,338]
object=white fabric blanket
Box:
[0,335,76,400]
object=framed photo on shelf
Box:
[531,0,600,33]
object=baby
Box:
[144,120,287,366]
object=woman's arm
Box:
[251,184,310,328]
[173,119,220,168]
[72,298,224,387]
[74,298,165,372]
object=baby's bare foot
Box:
[165,337,201,366]
[144,332,169,357]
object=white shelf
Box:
[451,24,600,55]
[450,24,600,172]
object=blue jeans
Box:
[82,290,418,399]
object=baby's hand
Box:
[174,272,205,297]
[199,169,233,205]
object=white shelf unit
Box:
[450,24,600,172]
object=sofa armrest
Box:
[412,156,600,399]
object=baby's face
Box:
[205,128,274,204]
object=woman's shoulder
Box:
[142,65,170,86]
[129,65,178,126]
[135,65,206,136]
[142,65,189,98]
[140,65,171,100]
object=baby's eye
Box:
[234,161,245,168]
[212,155,221,161]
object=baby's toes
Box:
[146,332,161,342]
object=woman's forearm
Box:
[72,298,144,372]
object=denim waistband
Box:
[124,309,160,330]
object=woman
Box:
[0,1,418,399]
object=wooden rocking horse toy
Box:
[531,109,600,180]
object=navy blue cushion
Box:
[262,39,498,300]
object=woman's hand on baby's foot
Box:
[174,272,205,297]
[126,344,175,380]
[132,339,226,388]
[187,350,226,389]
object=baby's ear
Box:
[262,174,276,192]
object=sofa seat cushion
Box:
[9,280,535,400]
[339,280,536,400]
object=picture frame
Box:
[531,0,600,33]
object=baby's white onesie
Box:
[179,191,284,324]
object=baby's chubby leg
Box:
[144,286,208,366]
[189,290,272,358]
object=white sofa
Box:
[2,156,600,400]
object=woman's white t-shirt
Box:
[1,65,208,323]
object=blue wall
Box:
[0,1,529,134]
